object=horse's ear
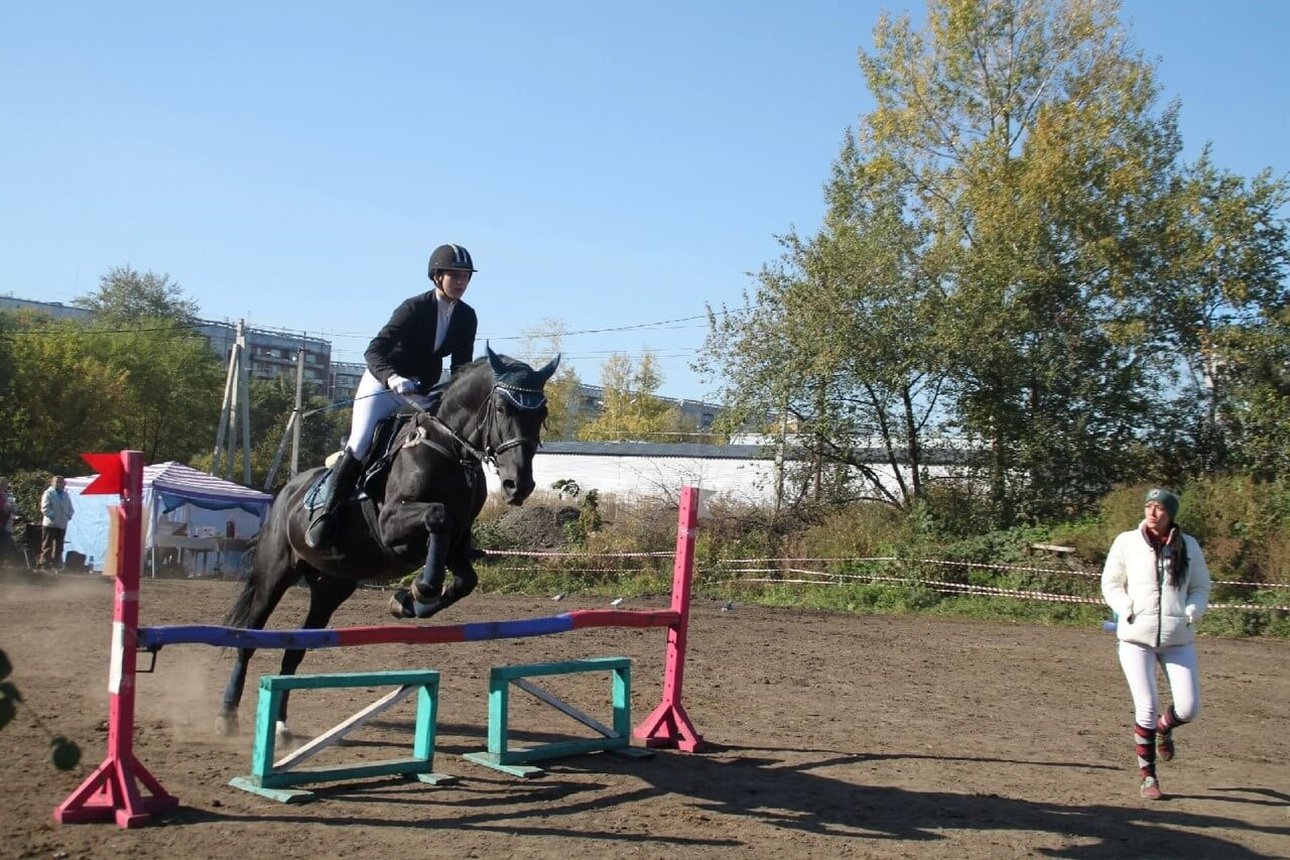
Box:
[535,353,561,384]
[486,342,506,377]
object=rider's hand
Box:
[387,374,419,395]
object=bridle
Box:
[400,382,546,468]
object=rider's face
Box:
[435,270,472,302]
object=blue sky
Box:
[3,1,1288,401]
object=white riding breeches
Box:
[1116,640,1201,729]
[346,370,435,459]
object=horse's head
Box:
[475,345,559,505]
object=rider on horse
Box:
[305,243,479,551]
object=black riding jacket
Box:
[364,291,478,388]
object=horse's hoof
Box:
[216,713,239,736]
[390,589,415,619]
[275,722,297,748]
[411,578,440,604]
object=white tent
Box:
[64,461,273,575]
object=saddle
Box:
[303,412,416,516]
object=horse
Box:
[217,345,559,736]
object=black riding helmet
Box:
[428,243,477,279]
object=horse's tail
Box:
[224,534,259,629]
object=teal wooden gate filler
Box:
[463,656,652,778]
[229,669,456,803]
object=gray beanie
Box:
[1145,488,1180,520]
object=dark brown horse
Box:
[217,346,558,736]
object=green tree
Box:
[1211,306,1290,481]
[701,157,949,510]
[73,265,200,324]
[85,319,225,464]
[1142,152,1290,478]
[0,311,130,475]
[518,319,585,441]
[65,266,225,464]
[857,0,1188,524]
[579,352,691,442]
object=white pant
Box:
[1117,640,1201,729]
[346,370,434,459]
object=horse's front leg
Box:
[389,504,477,620]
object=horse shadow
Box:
[178,733,1289,857]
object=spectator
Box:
[39,475,75,569]
[0,477,16,564]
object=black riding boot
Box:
[304,449,363,550]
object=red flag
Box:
[80,452,125,495]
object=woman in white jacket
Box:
[1101,487,1211,800]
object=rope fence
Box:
[478,548,1290,612]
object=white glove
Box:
[1185,605,1196,625]
[387,374,419,395]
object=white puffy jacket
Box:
[1101,523,1211,648]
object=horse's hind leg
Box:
[218,544,297,732]
[273,574,358,740]
[218,570,296,735]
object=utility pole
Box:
[224,324,243,480]
[264,346,305,492]
[238,325,252,486]
[291,344,305,477]
[211,324,238,476]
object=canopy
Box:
[64,461,273,574]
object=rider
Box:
[305,243,479,550]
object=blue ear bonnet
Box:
[485,344,558,410]
[492,363,549,410]
[496,383,547,410]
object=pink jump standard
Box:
[54,451,179,828]
[634,485,705,751]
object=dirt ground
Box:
[2,573,1288,859]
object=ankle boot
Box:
[305,449,362,550]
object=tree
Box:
[73,265,200,324]
[71,267,223,464]
[579,352,692,442]
[0,311,130,476]
[855,0,1195,524]
[1141,152,1290,477]
[701,155,950,510]
[518,319,585,441]
[1210,306,1290,481]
